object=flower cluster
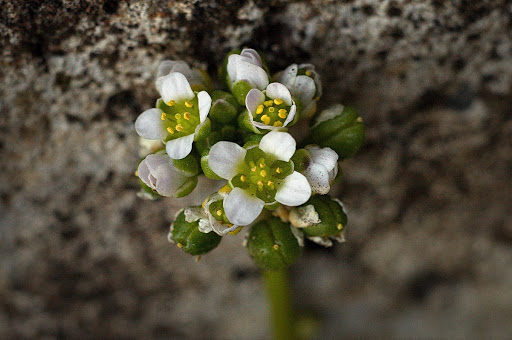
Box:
[134,48,365,270]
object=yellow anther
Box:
[195,256,201,262]
[216,210,222,217]
[228,226,243,235]
[273,244,280,250]
[261,114,271,125]
[264,100,273,107]
[134,170,138,177]
[167,100,175,106]
[275,167,281,174]
[267,180,273,186]
[184,112,191,120]
[240,175,246,182]
[305,70,312,76]
[260,170,267,177]
[268,107,275,113]
[167,127,174,134]
[274,98,283,105]
[175,113,181,120]
[273,121,283,127]
[185,101,193,108]
[259,162,265,168]
[356,117,363,123]
[175,124,184,132]
[337,223,343,230]
[278,109,287,119]
[257,181,264,187]
[177,243,183,248]
[161,112,167,120]
[256,105,264,114]
[251,166,257,172]
[219,184,232,193]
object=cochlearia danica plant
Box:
[134,49,365,339]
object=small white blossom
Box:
[245,83,297,131]
[135,72,211,159]
[137,154,195,197]
[227,48,269,90]
[208,131,311,226]
[302,145,339,195]
[156,60,210,92]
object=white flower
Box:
[202,192,240,235]
[301,145,339,195]
[137,153,196,197]
[275,63,321,118]
[208,131,311,226]
[227,48,269,90]
[156,60,210,92]
[135,72,211,159]
[244,82,297,131]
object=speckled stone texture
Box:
[1,0,512,338]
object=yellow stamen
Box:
[167,127,174,134]
[161,112,167,120]
[273,244,280,250]
[228,226,243,235]
[257,181,264,188]
[267,180,273,186]
[240,175,246,182]
[337,223,343,230]
[185,101,193,108]
[175,113,181,120]
[175,124,184,132]
[167,100,175,106]
[261,114,271,125]
[274,98,283,105]
[268,107,275,113]
[184,112,191,120]
[256,105,264,114]
[195,256,201,262]
[356,117,363,123]
[264,100,273,107]
[278,109,287,119]
[305,70,312,76]
[219,185,232,193]
[177,242,183,248]
[273,121,283,127]
[134,170,138,176]
[259,162,265,168]
[251,166,257,172]
[216,210,222,217]
[275,167,281,174]
[260,170,267,177]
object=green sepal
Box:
[300,195,347,237]
[175,176,198,198]
[290,149,310,172]
[201,155,222,180]
[246,217,302,271]
[209,90,240,123]
[309,105,365,159]
[264,201,281,211]
[172,152,200,176]
[194,117,211,142]
[269,160,294,179]
[232,80,253,105]
[243,132,264,146]
[196,131,221,156]
[171,209,222,255]
[292,97,304,124]
[238,110,261,134]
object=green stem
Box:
[263,269,295,340]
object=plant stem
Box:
[263,269,294,340]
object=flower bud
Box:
[289,195,347,247]
[209,90,240,123]
[169,209,222,255]
[246,217,302,270]
[309,105,365,159]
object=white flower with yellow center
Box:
[208,131,311,226]
[135,72,211,159]
[156,60,211,92]
[243,83,297,132]
[227,48,269,90]
[275,63,322,118]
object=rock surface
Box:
[1,0,511,338]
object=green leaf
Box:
[171,209,222,255]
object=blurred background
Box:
[1,0,511,338]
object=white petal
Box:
[240,48,263,66]
[157,60,189,79]
[283,103,296,127]
[277,64,298,88]
[137,158,152,187]
[259,131,296,161]
[142,154,186,196]
[135,108,166,140]
[224,188,264,226]
[208,141,246,179]
[293,75,316,103]
[275,171,312,206]
[245,89,265,115]
[165,134,195,159]
[235,62,269,89]
[253,121,276,130]
[265,82,292,105]
[159,72,194,103]
[197,91,211,123]
[306,146,338,172]
[304,163,331,195]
